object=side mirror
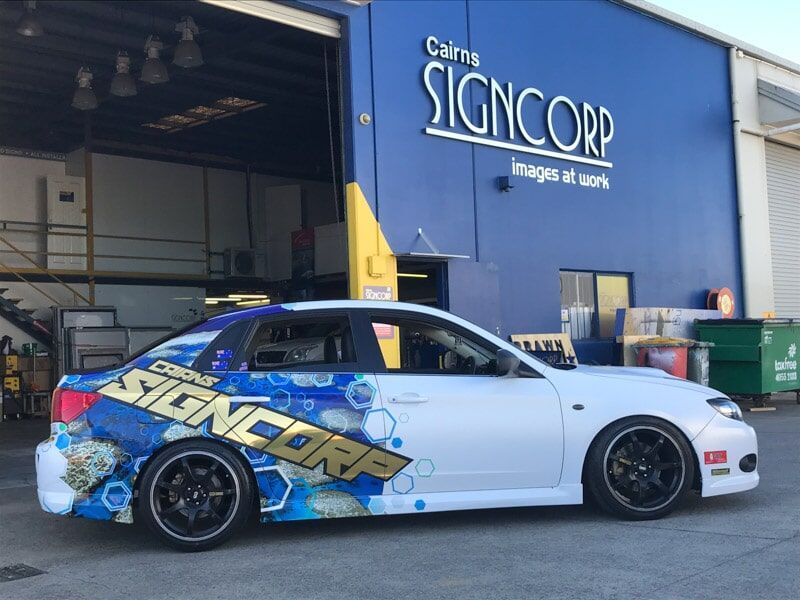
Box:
[496,349,521,377]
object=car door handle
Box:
[390,393,429,404]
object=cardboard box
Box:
[22,370,52,392]
[3,355,19,373]
[17,356,52,372]
[3,376,21,392]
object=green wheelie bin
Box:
[694,319,800,406]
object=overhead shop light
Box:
[71,67,98,111]
[141,35,169,84]
[16,1,43,37]
[173,16,203,68]
[110,51,137,97]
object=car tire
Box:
[585,417,695,521]
[136,440,254,551]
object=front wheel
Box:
[585,417,694,520]
[136,441,254,551]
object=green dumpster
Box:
[694,319,800,398]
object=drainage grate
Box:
[0,564,46,582]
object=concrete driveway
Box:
[1,398,798,599]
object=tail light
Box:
[51,388,101,423]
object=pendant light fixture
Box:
[141,35,169,84]
[173,16,203,68]
[110,51,137,97]
[16,0,43,37]
[72,67,98,111]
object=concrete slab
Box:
[1,400,797,599]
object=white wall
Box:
[0,155,66,268]
[733,52,800,317]
[0,150,342,343]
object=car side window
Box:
[370,315,497,375]
[239,315,356,372]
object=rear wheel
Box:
[585,417,694,520]
[137,441,253,551]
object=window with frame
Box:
[240,315,356,372]
[560,271,631,340]
[370,315,497,375]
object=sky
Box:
[649,0,800,65]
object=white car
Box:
[35,300,758,550]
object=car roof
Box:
[205,300,454,324]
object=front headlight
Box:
[287,345,315,363]
[707,398,743,421]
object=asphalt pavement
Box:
[1,397,798,600]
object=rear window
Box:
[128,319,225,368]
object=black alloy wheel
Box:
[585,417,694,520]
[137,442,254,551]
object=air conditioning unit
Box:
[223,248,265,279]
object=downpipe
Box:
[729,46,748,318]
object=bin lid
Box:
[633,337,693,348]
[695,318,800,325]
[689,341,715,348]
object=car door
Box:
[197,309,406,520]
[365,309,564,495]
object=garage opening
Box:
[0,0,345,415]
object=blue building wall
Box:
[303,1,741,344]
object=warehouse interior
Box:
[0,0,349,417]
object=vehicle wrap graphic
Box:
[35,306,422,524]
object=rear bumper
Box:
[693,414,759,498]
[36,425,76,515]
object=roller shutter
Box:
[766,141,800,316]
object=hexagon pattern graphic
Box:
[312,373,334,387]
[267,373,291,386]
[414,499,426,511]
[391,473,414,494]
[361,408,395,442]
[391,437,403,449]
[253,466,293,512]
[54,432,72,450]
[415,459,435,478]
[242,446,270,465]
[368,497,386,515]
[133,456,149,474]
[345,380,376,409]
[398,413,410,423]
[101,481,132,512]
[90,450,117,477]
[272,389,291,410]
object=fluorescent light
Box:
[236,299,271,306]
[204,300,219,305]
[397,273,429,279]
[228,293,268,299]
[204,297,240,302]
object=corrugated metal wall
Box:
[766,141,800,316]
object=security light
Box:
[16,1,43,37]
[173,16,203,68]
[140,35,169,84]
[110,51,137,97]
[71,67,97,111]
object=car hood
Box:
[566,364,722,396]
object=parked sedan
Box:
[36,300,758,551]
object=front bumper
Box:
[692,413,759,497]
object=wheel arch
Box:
[131,436,260,514]
[579,414,702,491]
